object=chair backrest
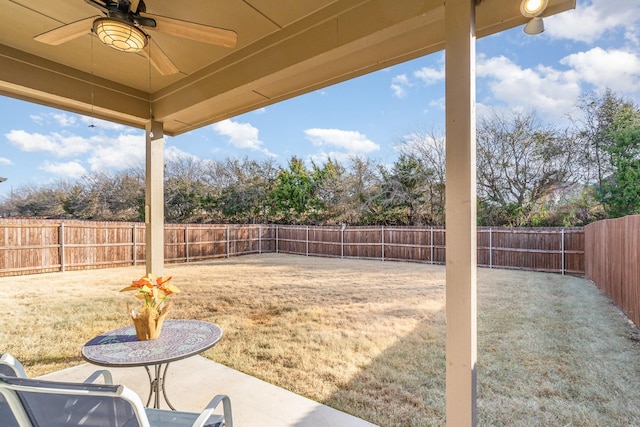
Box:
[0,354,27,378]
[0,375,151,427]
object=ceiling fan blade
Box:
[143,13,237,48]
[143,39,179,75]
[34,16,100,45]
[84,0,108,14]
[130,0,141,14]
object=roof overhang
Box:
[0,0,575,136]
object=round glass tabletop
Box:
[82,320,222,367]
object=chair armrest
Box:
[0,353,27,378]
[83,369,113,385]
[192,394,233,427]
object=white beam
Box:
[445,0,477,425]
[145,119,165,275]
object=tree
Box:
[164,157,212,223]
[268,156,323,224]
[576,89,636,188]
[362,155,427,225]
[597,114,640,217]
[311,157,347,224]
[477,111,579,226]
[206,158,278,223]
[396,130,446,225]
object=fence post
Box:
[60,222,65,272]
[381,225,385,261]
[226,225,230,258]
[185,225,189,263]
[430,226,434,265]
[341,224,345,259]
[561,228,565,276]
[306,226,309,256]
[259,225,262,254]
[133,223,137,266]
[489,227,493,269]
[276,225,279,253]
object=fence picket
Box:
[0,219,585,277]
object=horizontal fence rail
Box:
[0,219,275,277]
[0,219,584,277]
[275,225,584,275]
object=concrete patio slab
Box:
[38,355,377,427]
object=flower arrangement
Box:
[120,273,180,340]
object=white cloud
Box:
[391,74,411,98]
[546,0,640,44]
[413,66,445,85]
[304,128,379,154]
[51,113,76,127]
[0,157,11,165]
[29,112,78,127]
[87,133,145,172]
[211,119,276,157]
[165,145,201,163]
[309,151,353,164]
[39,160,87,178]
[5,130,92,157]
[476,54,581,117]
[561,47,640,93]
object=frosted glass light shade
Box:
[93,18,147,53]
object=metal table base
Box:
[145,363,176,410]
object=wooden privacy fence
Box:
[275,225,584,275]
[585,214,640,327]
[0,219,584,277]
[0,219,274,277]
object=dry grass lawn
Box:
[3,253,640,426]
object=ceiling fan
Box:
[34,0,238,75]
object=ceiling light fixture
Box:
[520,0,548,17]
[520,0,548,35]
[524,17,545,35]
[93,18,147,53]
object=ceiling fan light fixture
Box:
[93,18,147,53]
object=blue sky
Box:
[1,0,640,199]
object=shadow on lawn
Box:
[298,314,447,427]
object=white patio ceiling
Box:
[1,0,572,136]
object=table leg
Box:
[143,363,177,410]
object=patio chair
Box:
[0,373,232,427]
[0,353,27,378]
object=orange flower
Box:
[120,273,180,311]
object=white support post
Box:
[145,119,164,275]
[445,0,477,425]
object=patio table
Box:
[82,319,222,410]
